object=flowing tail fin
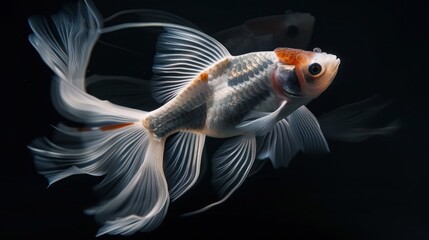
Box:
[28,1,169,235]
[29,125,170,236]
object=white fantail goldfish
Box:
[28,0,340,236]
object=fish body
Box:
[28,0,340,236]
[145,52,278,139]
[146,49,339,139]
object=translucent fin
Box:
[28,1,171,235]
[84,9,206,109]
[256,106,328,168]
[99,17,231,104]
[88,137,169,236]
[151,27,231,103]
[28,121,172,236]
[28,123,145,186]
[288,106,329,154]
[256,119,301,168]
[164,132,206,201]
[318,96,401,142]
[182,136,256,216]
[52,78,146,125]
[104,9,200,30]
[236,101,287,136]
[247,158,267,177]
[30,120,170,236]
[28,0,101,90]
[29,0,144,125]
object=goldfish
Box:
[86,9,316,111]
[88,8,399,142]
[28,0,340,236]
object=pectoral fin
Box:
[256,106,329,169]
[236,100,287,136]
[256,118,300,168]
[288,106,329,154]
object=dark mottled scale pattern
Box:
[147,52,278,138]
[227,52,274,87]
[147,80,210,138]
[210,52,277,130]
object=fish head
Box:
[272,47,340,100]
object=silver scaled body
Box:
[146,52,279,138]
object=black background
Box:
[2,0,429,239]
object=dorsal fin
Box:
[100,16,232,104]
[151,26,231,103]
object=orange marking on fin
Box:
[100,122,134,131]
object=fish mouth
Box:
[335,57,341,67]
[327,57,341,82]
[330,56,341,74]
[335,58,341,70]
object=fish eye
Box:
[308,63,322,76]
[286,25,299,38]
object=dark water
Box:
[3,0,429,239]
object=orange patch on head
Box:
[274,48,312,66]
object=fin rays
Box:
[183,136,256,216]
[164,132,206,201]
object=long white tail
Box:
[28,1,169,235]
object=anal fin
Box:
[164,132,206,201]
[182,136,256,216]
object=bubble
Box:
[313,47,322,53]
